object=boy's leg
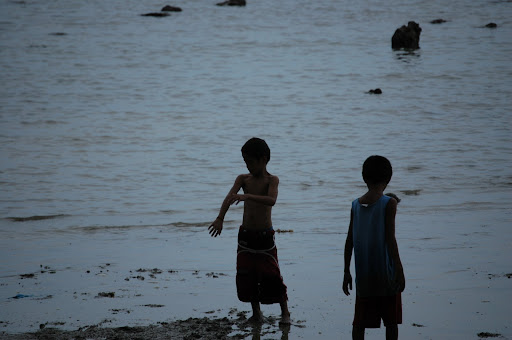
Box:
[249,301,264,323]
[279,300,290,324]
[381,294,401,340]
[352,325,365,340]
[385,324,398,340]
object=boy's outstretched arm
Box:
[208,175,243,237]
[343,209,354,296]
[385,198,405,292]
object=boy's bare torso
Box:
[240,173,276,231]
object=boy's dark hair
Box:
[362,155,392,185]
[241,137,270,163]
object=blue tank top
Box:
[352,195,396,297]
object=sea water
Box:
[1,0,511,338]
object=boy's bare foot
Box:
[248,302,264,324]
[279,301,290,325]
[279,312,291,325]
[247,312,265,324]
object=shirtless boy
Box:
[209,137,290,324]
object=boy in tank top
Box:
[343,155,405,340]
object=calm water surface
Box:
[1,0,511,337]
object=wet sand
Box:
[0,263,298,340]
[1,315,275,340]
[1,208,511,339]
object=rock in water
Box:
[368,88,382,94]
[162,5,182,12]
[392,21,422,49]
[430,19,447,24]
[141,12,170,17]
[217,0,246,6]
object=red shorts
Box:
[236,227,287,304]
[353,293,402,328]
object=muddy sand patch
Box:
[1,316,253,339]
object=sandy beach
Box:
[1,314,264,340]
[1,209,511,339]
[0,250,297,340]
[2,0,512,338]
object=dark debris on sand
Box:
[478,332,503,338]
[1,317,252,340]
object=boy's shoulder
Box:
[236,173,279,182]
[352,194,395,208]
[236,173,250,180]
[267,173,279,183]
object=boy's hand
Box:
[208,218,223,237]
[342,272,352,296]
[228,194,247,205]
[395,266,406,292]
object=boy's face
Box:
[242,153,267,176]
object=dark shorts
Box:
[353,293,402,328]
[236,227,287,304]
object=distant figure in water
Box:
[209,137,290,325]
[343,155,406,340]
